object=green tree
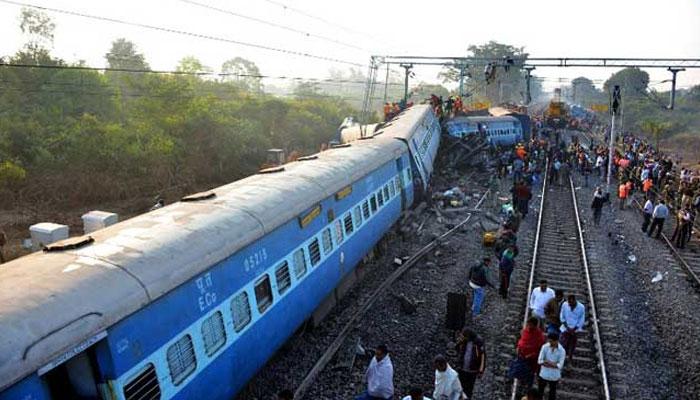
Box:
[439,41,530,105]
[221,57,262,93]
[105,38,149,70]
[176,56,212,74]
[603,68,649,99]
[640,119,671,149]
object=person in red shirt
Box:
[517,317,546,388]
[618,181,630,210]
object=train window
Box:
[201,311,226,357]
[308,238,321,266]
[293,248,307,278]
[395,176,402,191]
[166,334,197,386]
[369,195,377,213]
[275,261,291,295]
[353,206,362,227]
[231,292,252,332]
[389,181,395,198]
[377,190,384,207]
[334,220,344,245]
[384,184,390,200]
[123,363,161,400]
[343,212,354,235]
[362,201,370,219]
[322,228,333,254]
[255,275,273,314]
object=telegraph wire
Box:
[0,62,403,86]
[174,0,367,52]
[0,0,366,67]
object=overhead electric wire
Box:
[0,62,403,86]
[0,0,366,67]
[174,0,366,52]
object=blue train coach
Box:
[445,115,524,146]
[0,105,440,400]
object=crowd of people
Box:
[274,123,697,400]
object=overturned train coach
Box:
[0,105,440,400]
[445,115,525,146]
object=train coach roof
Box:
[377,104,432,140]
[0,138,406,390]
[448,115,519,124]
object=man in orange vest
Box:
[618,181,630,210]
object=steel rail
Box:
[294,190,491,399]
[631,198,700,288]
[569,177,612,399]
[509,158,549,400]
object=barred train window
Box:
[343,212,354,235]
[362,201,370,219]
[166,335,197,386]
[369,195,377,212]
[389,181,395,198]
[384,184,390,200]
[308,238,321,266]
[201,311,226,357]
[293,248,307,278]
[255,275,273,314]
[123,363,161,400]
[231,292,252,332]
[321,228,333,255]
[377,190,384,207]
[353,206,362,227]
[275,261,291,295]
[395,176,402,192]
[334,220,344,244]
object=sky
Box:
[0,0,699,95]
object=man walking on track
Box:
[530,280,555,325]
[559,295,585,362]
[468,257,495,318]
[456,328,486,399]
[648,200,669,239]
[641,198,653,233]
[538,333,566,400]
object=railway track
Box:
[631,197,700,290]
[506,168,613,400]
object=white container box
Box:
[81,211,119,234]
[29,223,69,251]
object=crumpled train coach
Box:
[0,105,440,400]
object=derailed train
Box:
[0,105,440,400]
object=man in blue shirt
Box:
[559,295,585,362]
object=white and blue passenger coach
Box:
[0,105,440,400]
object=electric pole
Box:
[607,85,621,193]
[459,64,467,97]
[400,63,413,105]
[524,66,535,104]
[667,67,685,109]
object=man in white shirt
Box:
[356,345,394,400]
[648,200,669,239]
[559,294,585,361]
[530,280,555,323]
[433,355,464,400]
[641,198,654,233]
[401,387,432,400]
[538,333,566,400]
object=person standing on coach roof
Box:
[537,333,566,400]
[468,257,495,318]
[648,200,669,239]
[530,280,555,325]
[356,345,394,400]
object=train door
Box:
[396,157,406,210]
[41,336,110,400]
